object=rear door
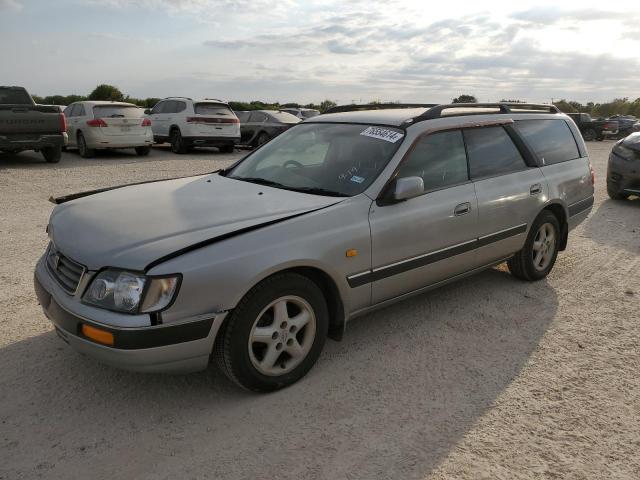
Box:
[465,125,547,265]
[514,118,594,222]
[246,111,268,143]
[369,129,479,304]
[64,104,79,146]
[92,104,146,137]
[150,101,169,136]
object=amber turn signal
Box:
[82,324,114,346]
[346,249,358,258]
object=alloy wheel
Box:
[532,222,556,271]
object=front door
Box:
[369,129,479,304]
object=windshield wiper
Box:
[232,177,289,189]
[283,186,348,197]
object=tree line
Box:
[31,85,639,118]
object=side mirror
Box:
[144,109,151,115]
[392,176,424,201]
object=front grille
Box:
[46,245,86,294]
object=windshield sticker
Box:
[350,175,365,184]
[360,126,404,143]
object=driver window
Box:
[397,130,469,192]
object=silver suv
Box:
[146,97,240,153]
[34,103,594,392]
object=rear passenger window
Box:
[150,101,165,114]
[175,101,186,113]
[515,119,580,165]
[397,130,468,192]
[76,105,86,116]
[464,127,527,179]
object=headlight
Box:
[83,269,180,314]
[613,144,638,161]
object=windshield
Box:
[227,123,405,196]
[93,105,143,118]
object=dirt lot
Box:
[0,142,638,479]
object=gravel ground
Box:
[0,142,638,480]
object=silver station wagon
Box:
[34,103,595,391]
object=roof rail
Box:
[325,103,438,114]
[404,102,560,126]
[164,96,193,100]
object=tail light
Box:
[186,117,239,124]
[86,118,107,127]
[589,163,595,185]
[59,112,67,132]
[142,118,152,127]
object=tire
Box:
[607,183,628,200]
[170,129,187,154]
[219,145,234,153]
[255,132,270,147]
[508,210,561,281]
[77,132,95,158]
[583,128,597,141]
[214,273,329,392]
[135,146,151,156]
[41,146,61,163]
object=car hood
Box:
[49,173,343,271]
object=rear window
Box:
[93,105,143,118]
[516,119,580,165]
[194,103,233,116]
[464,126,527,179]
[269,112,301,123]
[0,88,32,105]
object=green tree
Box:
[552,99,577,113]
[319,99,337,113]
[452,94,477,104]
[88,84,124,101]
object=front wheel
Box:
[508,211,560,281]
[607,183,629,200]
[255,132,270,147]
[135,146,151,156]
[214,273,328,392]
[42,146,61,163]
[583,128,597,141]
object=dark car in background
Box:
[608,115,639,138]
[236,110,300,147]
[567,113,618,141]
[607,132,640,200]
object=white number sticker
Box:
[360,126,404,143]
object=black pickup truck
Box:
[566,113,618,141]
[0,86,67,163]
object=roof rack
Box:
[404,102,560,126]
[325,103,438,114]
[164,96,193,100]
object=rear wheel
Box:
[170,129,187,154]
[508,211,560,281]
[135,146,151,156]
[41,146,61,163]
[583,128,597,141]
[214,273,328,392]
[255,132,270,147]
[77,133,94,158]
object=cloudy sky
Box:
[1,0,638,104]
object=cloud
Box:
[0,0,22,10]
[511,7,628,25]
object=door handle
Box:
[454,202,471,216]
[530,183,542,195]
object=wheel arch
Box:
[541,201,568,251]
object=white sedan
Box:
[63,101,154,158]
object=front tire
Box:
[508,211,560,281]
[255,132,270,147]
[77,132,95,158]
[42,146,61,163]
[214,273,329,392]
[135,146,151,156]
[583,128,597,141]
